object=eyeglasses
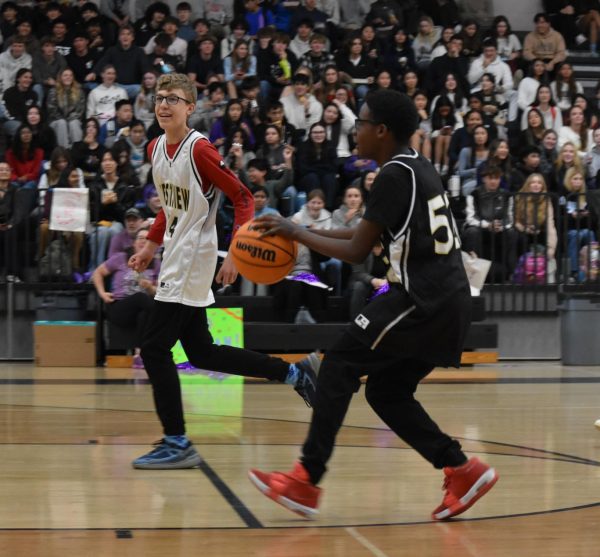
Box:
[355,118,381,129]
[152,94,193,106]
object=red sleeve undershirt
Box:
[146,135,254,246]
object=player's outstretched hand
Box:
[254,214,298,239]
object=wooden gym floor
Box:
[0,361,599,556]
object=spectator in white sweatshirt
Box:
[468,39,513,94]
[0,37,32,102]
[281,73,323,138]
[86,65,128,127]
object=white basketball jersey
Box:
[151,129,222,307]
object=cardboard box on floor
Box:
[34,321,97,367]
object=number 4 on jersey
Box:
[427,193,461,255]
[168,216,179,237]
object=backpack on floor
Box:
[513,252,546,285]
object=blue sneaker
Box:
[132,439,202,469]
[294,352,321,407]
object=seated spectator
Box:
[523,13,566,75]
[519,108,546,150]
[222,128,256,171]
[430,25,454,60]
[134,71,159,130]
[399,69,419,98]
[365,0,405,39]
[347,242,388,317]
[562,167,596,280]
[384,26,415,86]
[281,73,323,139]
[558,105,593,157]
[255,124,287,175]
[448,109,484,171]
[299,33,335,84]
[320,100,356,159]
[410,90,432,159]
[255,100,300,148]
[92,226,159,368]
[139,184,161,223]
[224,39,257,99]
[585,127,600,188]
[49,17,73,57]
[120,121,149,183]
[257,31,298,102]
[86,64,128,126]
[37,146,71,205]
[314,64,354,108]
[335,33,377,107]
[411,15,440,71]
[3,68,37,138]
[274,188,331,322]
[112,141,142,194]
[479,138,513,191]
[219,18,250,59]
[191,81,227,133]
[360,23,384,61]
[511,145,546,192]
[488,15,523,72]
[427,33,469,97]
[296,122,339,209]
[514,172,558,270]
[46,68,85,148]
[550,141,584,193]
[209,99,255,150]
[5,125,43,190]
[108,206,144,258]
[241,150,294,211]
[572,93,598,129]
[90,25,151,99]
[0,3,19,44]
[551,61,583,114]
[332,184,364,230]
[462,165,517,281]
[539,129,559,176]
[468,38,513,95]
[66,30,101,86]
[516,58,548,114]
[431,95,457,175]
[521,84,562,132]
[134,2,169,48]
[458,125,490,196]
[186,35,224,96]
[72,117,107,184]
[474,73,508,129]
[38,165,86,280]
[238,77,262,127]
[88,149,136,270]
[144,16,188,69]
[430,71,468,117]
[99,99,135,149]
[291,0,328,37]
[459,19,483,59]
[0,38,32,101]
[32,36,67,105]
[6,19,39,56]
[243,0,275,39]
[0,160,33,282]
[25,105,57,159]
[145,32,180,74]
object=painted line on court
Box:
[197,460,263,529]
[346,527,390,557]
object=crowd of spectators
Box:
[0,0,599,324]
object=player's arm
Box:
[192,139,253,283]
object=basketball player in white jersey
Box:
[248,90,498,520]
[128,73,320,469]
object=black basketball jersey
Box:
[363,149,468,314]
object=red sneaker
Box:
[432,457,498,520]
[248,461,321,518]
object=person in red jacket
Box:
[5,124,44,190]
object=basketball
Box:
[230,220,297,284]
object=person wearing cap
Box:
[144,16,188,68]
[108,206,145,257]
[281,72,323,138]
[463,164,518,280]
[510,145,546,192]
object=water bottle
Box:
[159,60,172,74]
[448,175,461,198]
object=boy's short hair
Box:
[310,33,326,44]
[273,32,290,45]
[247,158,269,173]
[154,32,173,48]
[156,73,198,104]
[115,99,133,111]
[257,27,274,40]
[207,81,226,95]
[481,164,502,178]
[240,76,260,91]
[364,90,417,143]
[40,35,56,46]
[482,38,497,50]
[176,2,192,10]
[163,16,179,27]
[252,185,269,196]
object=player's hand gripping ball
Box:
[230,220,297,284]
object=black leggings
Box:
[301,331,467,484]
[106,292,155,346]
[140,301,290,436]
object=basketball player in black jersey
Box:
[248,89,498,520]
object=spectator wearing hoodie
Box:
[467,38,513,95]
